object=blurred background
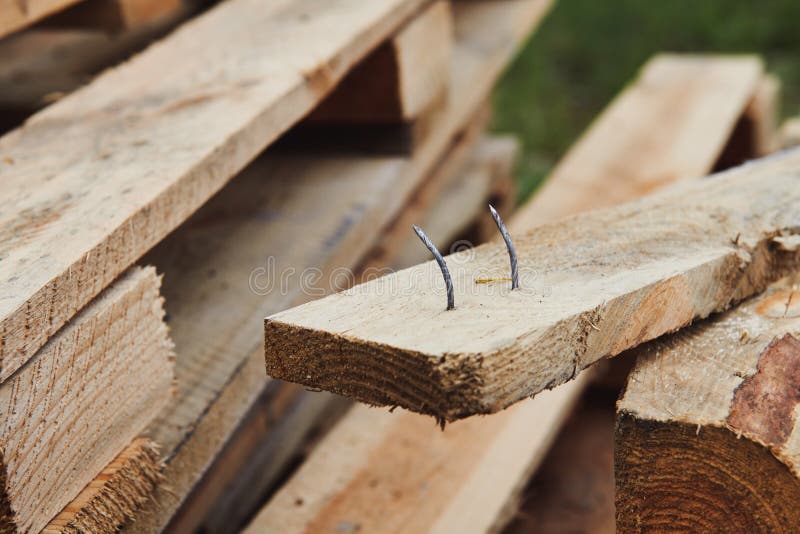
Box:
[493,0,800,201]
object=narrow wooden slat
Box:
[0,267,173,534]
[0,0,427,382]
[122,2,554,531]
[617,276,800,532]
[513,54,763,229]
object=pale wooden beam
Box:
[513,54,763,229]
[616,276,800,531]
[0,0,427,382]
[264,149,800,422]
[246,53,764,533]
[0,267,173,534]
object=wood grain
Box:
[0,0,427,382]
[43,439,162,534]
[0,267,173,534]
[617,277,800,532]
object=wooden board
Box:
[246,52,762,534]
[0,267,173,534]
[0,0,83,38]
[308,0,453,123]
[616,276,800,532]
[0,3,194,117]
[46,0,183,31]
[0,0,428,382]
[122,2,554,531]
[43,439,162,534]
[264,149,800,422]
[513,54,763,229]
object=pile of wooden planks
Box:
[2,0,795,530]
[0,0,561,530]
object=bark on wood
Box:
[0,0,427,382]
[0,267,173,534]
[617,277,800,532]
[265,149,800,422]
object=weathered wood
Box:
[0,0,83,38]
[0,267,173,534]
[122,3,553,531]
[265,149,800,422]
[308,0,452,124]
[513,54,763,229]
[616,276,800,532]
[43,439,162,534]
[247,52,760,534]
[0,0,428,382]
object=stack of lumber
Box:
[3,0,795,530]
[248,53,775,532]
[0,0,561,531]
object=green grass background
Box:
[492,0,800,202]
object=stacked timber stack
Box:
[0,0,557,531]
[249,53,782,533]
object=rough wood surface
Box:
[309,0,452,123]
[0,0,427,382]
[513,54,762,229]
[0,267,173,534]
[120,3,550,530]
[43,439,162,534]
[617,276,800,532]
[265,149,800,422]
[0,0,83,38]
[247,51,758,534]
